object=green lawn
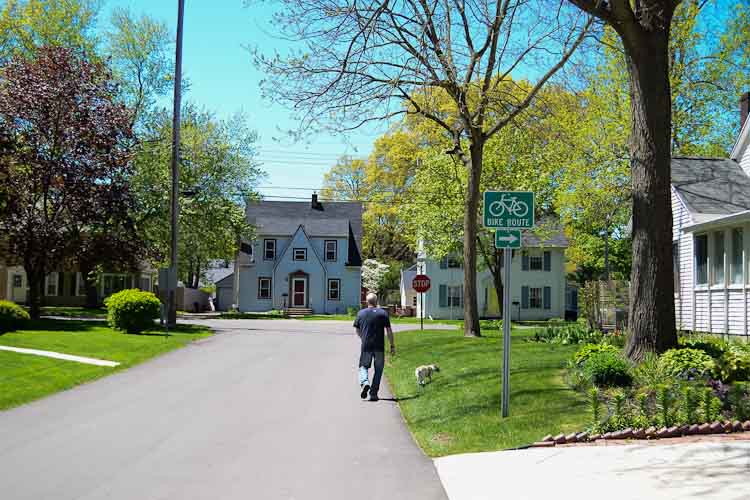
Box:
[0,319,211,410]
[385,327,588,456]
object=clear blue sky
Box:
[102,1,382,199]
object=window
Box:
[102,274,128,298]
[293,248,307,261]
[695,234,708,285]
[46,272,58,296]
[412,296,418,307]
[140,277,152,292]
[328,279,341,300]
[529,254,543,271]
[76,273,86,296]
[325,240,338,261]
[440,256,462,269]
[258,277,272,299]
[264,239,276,260]
[731,228,743,284]
[12,274,22,288]
[529,287,542,309]
[447,285,463,307]
[713,231,725,285]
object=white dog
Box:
[415,364,440,387]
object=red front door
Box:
[292,278,306,307]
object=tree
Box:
[566,0,680,360]
[131,105,262,288]
[0,46,135,318]
[0,0,99,61]
[255,0,592,336]
[105,7,172,128]
[321,156,370,200]
[362,259,390,296]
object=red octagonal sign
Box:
[412,274,431,293]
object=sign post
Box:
[484,191,535,418]
[412,274,431,331]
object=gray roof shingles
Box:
[672,157,750,215]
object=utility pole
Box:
[168,0,185,327]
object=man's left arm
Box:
[385,315,395,355]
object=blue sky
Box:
[102,1,382,199]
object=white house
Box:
[231,195,363,314]
[672,93,750,336]
[403,230,569,320]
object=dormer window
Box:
[325,240,337,261]
[293,248,307,261]
[264,239,276,260]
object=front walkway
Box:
[435,440,750,500]
[0,319,447,500]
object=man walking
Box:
[354,293,395,402]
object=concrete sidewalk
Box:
[435,440,750,500]
[0,319,447,500]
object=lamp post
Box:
[168,0,185,326]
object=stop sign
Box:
[412,274,431,293]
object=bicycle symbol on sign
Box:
[488,194,530,218]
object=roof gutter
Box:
[682,210,750,233]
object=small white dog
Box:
[415,364,440,387]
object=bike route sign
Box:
[483,191,535,229]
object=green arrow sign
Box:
[484,191,534,228]
[495,229,522,249]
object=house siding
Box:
[673,187,695,331]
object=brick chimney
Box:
[742,92,750,129]
[311,193,323,211]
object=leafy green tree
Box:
[0,0,99,61]
[132,105,262,288]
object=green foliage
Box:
[659,348,715,378]
[700,388,723,423]
[104,289,160,334]
[582,352,633,388]
[533,324,602,345]
[0,300,30,332]
[679,335,728,360]
[656,385,676,427]
[633,353,675,388]
[347,306,359,317]
[573,343,621,366]
[728,383,750,421]
[717,344,750,382]
[588,387,602,432]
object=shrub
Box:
[105,289,160,334]
[0,300,30,333]
[717,344,750,382]
[532,324,602,345]
[573,343,621,366]
[659,348,715,379]
[633,353,675,388]
[679,336,728,360]
[582,352,633,387]
[347,306,359,317]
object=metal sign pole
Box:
[502,248,512,418]
[421,292,424,331]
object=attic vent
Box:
[312,193,324,211]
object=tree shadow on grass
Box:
[26,319,106,332]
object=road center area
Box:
[0,319,446,500]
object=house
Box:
[0,263,155,307]
[672,93,750,336]
[233,194,363,314]
[404,229,569,320]
[400,265,418,309]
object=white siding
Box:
[711,291,726,333]
[728,290,745,335]
[740,133,750,176]
[673,187,694,330]
[694,291,709,331]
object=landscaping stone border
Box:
[534,420,750,447]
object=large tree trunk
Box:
[463,141,483,337]
[78,264,99,308]
[623,29,677,361]
[26,268,44,320]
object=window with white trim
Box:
[325,240,337,261]
[412,296,417,307]
[46,272,59,296]
[140,276,152,292]
[264,239,276,260]
[731,228,743,285]
[713,231,725,285]
[447,285,463,307]
[12,274,22,288]
[327,279,341,300]
[695,234,708,285]
[76,273,87,296]
[258,277,272,299]
[293,248,307,261]
[529,287,542,309]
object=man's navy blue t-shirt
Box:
[354,307,391,352]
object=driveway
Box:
[436,440,750,500]
[0,319,448,500]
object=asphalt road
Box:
[0,319,448,500]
